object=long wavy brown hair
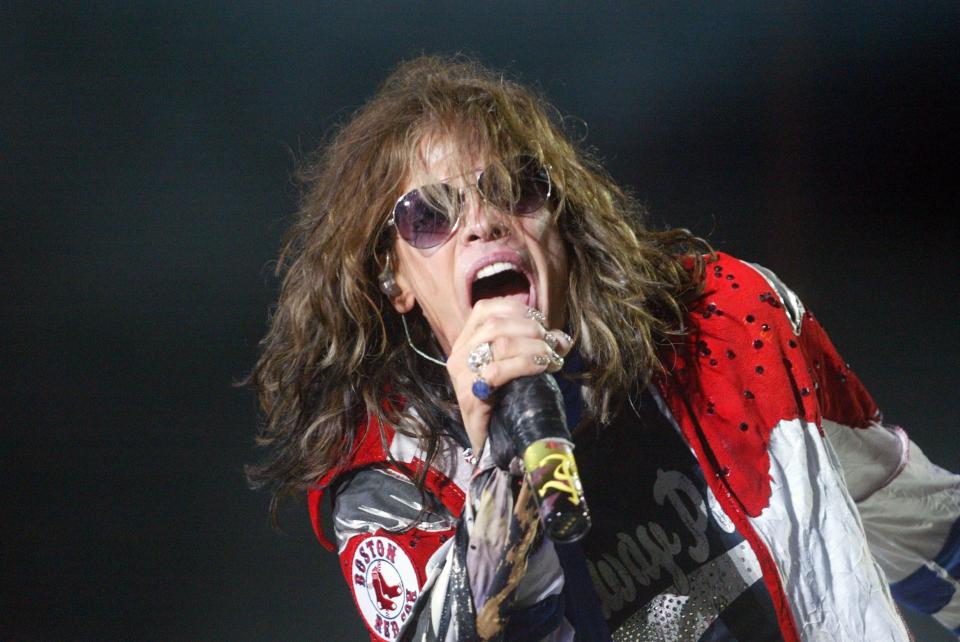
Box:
[247,55,710,516]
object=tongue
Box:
[472,270,530,305]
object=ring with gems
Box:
[467,342,494,373]
[472,373,493,400]
[544,332,560,350]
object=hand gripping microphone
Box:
[488,374,591,542]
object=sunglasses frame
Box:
[386,155,552,250]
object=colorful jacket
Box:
[307,254,960,641]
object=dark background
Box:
[3,2,958,640]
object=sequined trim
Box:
[611,540,762,641]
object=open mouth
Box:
[470,261,532,306]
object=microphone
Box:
[489,374,591,542]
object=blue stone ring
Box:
[472,374,493,401]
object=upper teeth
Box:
[476,262,520,280]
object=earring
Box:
[378,256,402,298]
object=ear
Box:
[379,254,416,313]
[390,267,416,314]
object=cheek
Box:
[548,228,568,270]
[395,243,457,305]
[522,216,569,316]
[525,216,568,271]
[525,212,553,238]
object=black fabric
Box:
[555,541,613,642]
[503,593,566,642]
[569,387,784,641]
[700,579,783,642]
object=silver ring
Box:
[547,348,564,372]
[467,342,493,373]
[544,332,559,350]
[533,354,550,367]
[526,307,546,326]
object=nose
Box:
[460,194,510,244]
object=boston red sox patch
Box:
[350,536,421,640]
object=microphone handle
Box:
[489,375,591,543]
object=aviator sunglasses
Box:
[387,155,552,249]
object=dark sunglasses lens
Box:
[394,185,459,248]
[478,156,550,215]
[514,158,550,214]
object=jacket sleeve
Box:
[844,430,960,636]
[330,465,458,642]
[756,263,960,636]
[330,460,568,642]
